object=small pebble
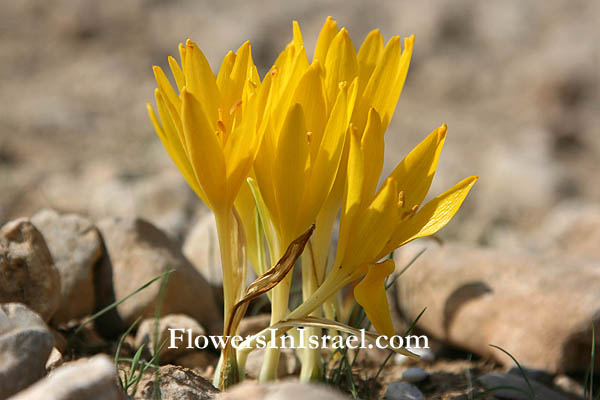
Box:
[402,367,430,383]
[385,381,424,400]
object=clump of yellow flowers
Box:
[147,16,477,389]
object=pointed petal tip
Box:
[438,123,448,139]
[388,36,402,45]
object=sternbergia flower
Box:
[247,17,415,380]
[147,39,265,388]
[250,21,358,381]
[147,40,262,215]
[335,122,478,336]
[283,120,477,335]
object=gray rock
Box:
[395,241,600,374]
[10,354,126,400]
[0,303,54,399]
[402,367,430,383]
[476,373,568,400]
[533,202,600,260]
[94,217,220,338]
[243,348,298,379]
[135,314,207,363]
[508,366,554,385]
[89,171,198,241]
[173,351,217,371]
[31,209,103,324]
[183,212,222,288]
[216,381,348,400]
[0,219,61,321]
[237,314,271,338]
[385,381,424,400]
[139,365,219,400]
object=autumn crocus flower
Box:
[147,39,264,388]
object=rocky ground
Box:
[1,1,599,399]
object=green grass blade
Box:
[114,316,142,388]
[128,344,146,383]
[74,269,175,336]
[585,323,596,400]
[489,344,535,399]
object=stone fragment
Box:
[0,219,60,321]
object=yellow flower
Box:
[147,39,269,389]
[335,120,478,336]
[253,23,355,250]
[147,39,263,216]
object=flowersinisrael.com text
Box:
[168,328,429,351]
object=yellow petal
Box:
[324,28,358,108]
[156,86,185,145]
[335,128,364,266]
[221,42,253,138]
[147,101,206,203]
[270,42,310,133]
[388,124,446,213]
[273,103,309,242]
[300,78,351,229]
[181,89,227,210]
[223,98,258,204]
[183,40,219,126]
[292,20,306,54]
[354,259,396,337]
[357,29,384,95]
[292,62,327,146]
[359,108,384,206]
[346,177,398,265]
[355,35,413,132]
[153,65,181,111]
[230,41,253,101]
[168,56,185,93]
[217,51,236,92]
[313,16,338,63]
[382,176,478,255]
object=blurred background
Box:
[1,0,599,249]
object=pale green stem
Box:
[299,243,322,381]
[311,206,340,336]
[258,239,291,381]
[213,209,238,389]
